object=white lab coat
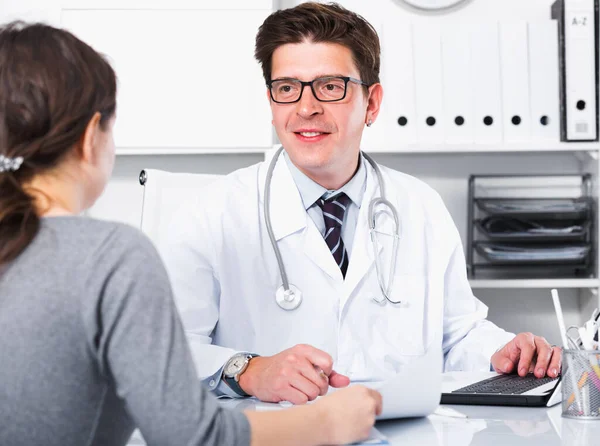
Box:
[163,151,515,385]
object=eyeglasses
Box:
[267,76,371,104]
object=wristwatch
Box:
[222,353,258,397]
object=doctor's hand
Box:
[491,332,562,379]
[238,344,350,404]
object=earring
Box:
[366,119,373,127]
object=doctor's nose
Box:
[296,85,324,119]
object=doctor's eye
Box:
[315,77,346,100]
[272,80,301,97]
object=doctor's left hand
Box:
[491,332,562,379]
[238,344,350,404]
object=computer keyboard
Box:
[453,374,560,395]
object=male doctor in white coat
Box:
[164,2,562,404]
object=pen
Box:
[566,371,588,408]
[314,365,328,382]
[551,289,570,348]
[589,369,600,393]
[578,322,600,380]
[551,289,583,412]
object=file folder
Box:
[412,23,444,144]
[441,24,474,144]
[552,0,599,141]
[381,20,418,146]
[528,20,561,143]
[499,21,532,143]
[470,22,503,144]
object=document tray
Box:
[474,243,591,265]
[475,198,590,220]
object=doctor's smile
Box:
[293,128,333,143]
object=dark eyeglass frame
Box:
[267,76,371,104]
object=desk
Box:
[377,404,599,445]
[128,397,600,445]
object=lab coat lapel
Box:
[259,148,306,241]
[342,161,382,302]
[259,148,340,280]
[303,219,343,281]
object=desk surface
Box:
[129,393,600,446]
[376,404,599,446]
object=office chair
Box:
[138,168,220,251]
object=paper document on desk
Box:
[349,427,389,445]
[364,346,443,420]
[252,347,442,420]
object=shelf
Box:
[116,142,600,156]
[366,142,600,154]
[469,278,600,289]
[116,147,270,156]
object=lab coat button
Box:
[209,379,216,388]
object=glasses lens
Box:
[313,77,346,101]
[271,79,302,103]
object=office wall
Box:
[0,0,589,344]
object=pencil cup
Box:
[562,349,600,419]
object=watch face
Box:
[224,354,247,376]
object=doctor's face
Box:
[268,41,382,188]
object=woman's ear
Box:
[78,112,103,164]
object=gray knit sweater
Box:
[0,216,250,446]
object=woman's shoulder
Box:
[41,216,156,259]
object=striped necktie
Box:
[317,193,351,278]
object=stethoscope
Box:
[264,146,402,311]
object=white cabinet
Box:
[59,1,273,150]
[0,1,274,150]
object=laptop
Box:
[440,371,562,407]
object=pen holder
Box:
[562,349,600,419]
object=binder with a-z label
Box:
[551,0,599,141]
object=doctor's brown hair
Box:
[0,22,116,265]
[254,2,381,86]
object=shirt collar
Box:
[283,150,367,210]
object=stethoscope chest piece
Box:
[276,284,303,311]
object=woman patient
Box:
[0,22,381,446]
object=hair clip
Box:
[0,155,24,173]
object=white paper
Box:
[230,347,442,421]
[366,346,442,420]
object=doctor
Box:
[164,2,561,404]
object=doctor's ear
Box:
[365,83,383,126]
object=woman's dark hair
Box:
[255,2,381,86]
[0,21,117,265]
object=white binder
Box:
[380,19,418,147]
[499,21,531,143]
[470,22,503,144]
[441,24,474,144]
[361,19,387,151]
[528,20,561,143]
[552,0,598,141]
[412,24,444,144]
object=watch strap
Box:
[224,375,250,397]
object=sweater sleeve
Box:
[84,226,251,446]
